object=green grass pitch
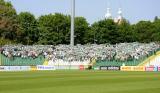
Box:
[0,70,160,93]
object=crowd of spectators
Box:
[0,42,160,62]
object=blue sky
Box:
[7,0,160,24]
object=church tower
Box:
[105,7,112,19]
[114,8,123,24]
[105,2,112,19]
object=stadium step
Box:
[43,60,49,65]
[90,58,96,66]
[138,51,160,66]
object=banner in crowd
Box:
[100,66,120,71]
[37,65,55,70]
[121,66,145,71]
[145,66,158,71]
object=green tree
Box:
[118,19,135,42]
[133,21,154,42]
[17,12,38,45]
[38,13,70,45]
[75,17,89,44]
[0,0,19,44]
[90,19,119,44]
[152,17,160,41]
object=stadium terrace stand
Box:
[0,54,44,66]
[0,42,160,67]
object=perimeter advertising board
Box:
[79,65,84,70]
[145,66,158,71]
[100,66,120,71]
[20,66,31,71]
[132,66,145,71]
[9,66,21,71]
[31,66,37,71]
[158,66,160,71]
[0,66,31,71]
[37,65,55,70]
[0,66,9,71]
[93,67,99,70]
[0,66,5,71]
[120,66,132,71]
[120,66,145,71]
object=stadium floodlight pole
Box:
[70,0,75,47]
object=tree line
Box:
[0,0,160,45]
